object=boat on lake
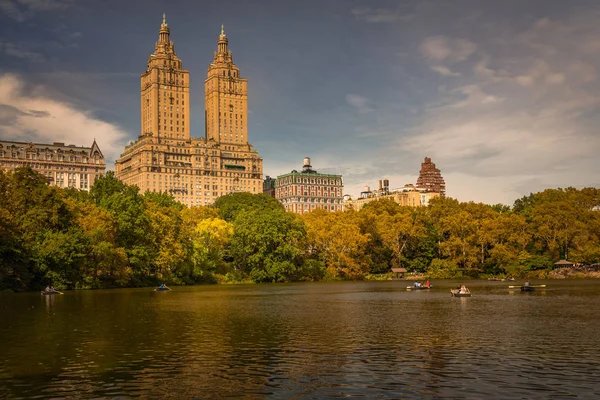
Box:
[407,285,432,290]
[451,289,472,297]
[508,283,546,291]
[154,285,171,291]
[40,289,62,295]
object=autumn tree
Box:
[302,209,371,279]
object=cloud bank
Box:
[0,74,129,165]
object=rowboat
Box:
[508,284,546,290]
[406,285,432,290]
[40,290,63,295]
[451,289,472,297]
[154,286,171,291]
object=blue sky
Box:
[1,0,599,205]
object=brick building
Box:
[275,158,343,214]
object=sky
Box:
[1,0,599,205]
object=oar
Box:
[508,284,547,288]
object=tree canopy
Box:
[1,168,598,291]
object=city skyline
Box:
[1,0,600,205]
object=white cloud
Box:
[388,9,600,204]
[420,36,477,63]
[0,73,129,165]
[515,75,534,86]
[431,65,460,77]
[545,73,565,85]
[346,94,373,113]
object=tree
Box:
[302,210,371,279]
[214,192,283,222]
[189,217,233,278]
[63,197,129,287]
[377,207,427,269]
[228,209,305,282]
[438,211,479,271]
[94,182,152,282]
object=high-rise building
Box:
[205,25,248,145]
[140,13,190,142]
[275,157,343,214]
[416,157,445,196]
[0,139,105,191]
[115,16,263,207]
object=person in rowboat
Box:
[524,281,530,287]
[459,285,470,294]
[414,281,421,288]
[425,280,431,288]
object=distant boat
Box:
[41,289,63,295]
[154,285,171,291]
[406,285,432,290]
[508,284,546,291]
[451,289,472,297]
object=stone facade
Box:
[115,17,263,207]
[346,183,440,211]
[415,157,445,196]
[263,175,276,198]
[275,158,343,214]
[0,139,105,191]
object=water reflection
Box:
[0,281,599,398]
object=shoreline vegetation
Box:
[1,167,599,292]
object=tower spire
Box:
[158,13,170,44]
[217,25,229,55]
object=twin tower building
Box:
[115,16,263,207]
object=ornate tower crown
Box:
[205,26,248,145]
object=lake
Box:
[1,280,599,399]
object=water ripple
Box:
[1,281,600,398]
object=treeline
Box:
[1,167,599,291]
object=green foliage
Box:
[427,258,462,279]
[0,167,598,290]
[214,192,283,222]
[228,208,306,283]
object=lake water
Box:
[1,280,599,399]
